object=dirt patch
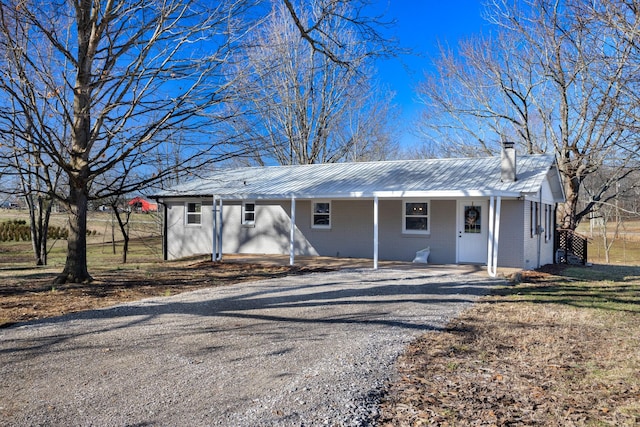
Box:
[0,260,331,328]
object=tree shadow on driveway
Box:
[1,270,504,357]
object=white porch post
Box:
[493,197,502,274]
[487,196,501,277]
[212,196,217,262]
[289,196,296,266]
[373,196,379,270]
[487,196,495,275]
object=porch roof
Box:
[155,154,562,201]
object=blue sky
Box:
[373,1,489,146]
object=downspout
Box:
[218,199,224,261]
[290,196,296,266]
[159,199,168,261]
[373,196,379,270]
[537,191,542,268]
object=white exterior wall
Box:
[522,196,556,269]
[540,202,556,266]
[523,199,538,270]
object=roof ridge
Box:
[213,153,553,173]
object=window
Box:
[403,201,429,234]
[186,202,202,225]
[464,205,482,234]
[242,201,256,227]
[312,201,331,229]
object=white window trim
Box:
[185,201,202,226]
[242,201,256,227]
[402,200,430,235]
[311,200,331,229]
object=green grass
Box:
[576,220,640,265]
[505,265,640,313]
[587,236,640,265]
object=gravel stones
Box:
[0,268,501,426]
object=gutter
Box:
[151,197,168,262]
[153,190,523,202]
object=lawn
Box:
[379,264,640,426]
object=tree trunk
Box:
[122,234,129,264]
[39,201,51,266]
[55,1,94,284]
[37,198,52,266]
[112,206,131,264]
[27,195,52,266]
[558,182,580,230]
[27,196,43,266]
[55,185,92,284]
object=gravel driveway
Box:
[0,268,502,426]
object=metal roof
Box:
[154,154,561,200]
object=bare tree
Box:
[0,47,66,265]
[227,1,397,165]
[416,0,640,230]
[281,0,395,67]
[583,165,640,263]
[0,0,250,283]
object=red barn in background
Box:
[128,197,158,213]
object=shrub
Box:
[0,220,69,242]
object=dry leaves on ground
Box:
[0,260,331,327]
[379,270,640,426]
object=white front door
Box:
[457,200,488,264]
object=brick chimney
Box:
[501,142,517,182]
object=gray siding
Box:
[292,199,457,263]
[496,200,525,268]
[378,200,456,263]
[216,199,458,263]
[300,200,373,259]
[221,201,318,256]
[164,196,547,268]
